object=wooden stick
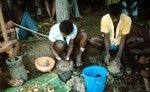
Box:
[13,22,49,38]
[0,4,9,42]
[0,4,15,60]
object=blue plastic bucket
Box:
[82,66,108,92]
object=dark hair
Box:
[109,3,122,17]
[59,20,73,35]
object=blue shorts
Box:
[110,44,118,50]
[18,12,38,40]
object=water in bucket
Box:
[82,66,108,92]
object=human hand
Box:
[104,54,111,65]
[3,42,13,52]
[114,57,121,68]
[65,57,70,61]
[6,20,15,29]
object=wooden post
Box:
[0,3,15,60]
[0,4,9,42]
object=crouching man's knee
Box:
[54,40,67,52]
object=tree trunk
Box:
[56,0,70,23]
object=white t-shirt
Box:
[48,23,78,45]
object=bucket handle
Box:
[82,74,105,85]
[94,79,103,85]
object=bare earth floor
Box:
[2,11,150,91]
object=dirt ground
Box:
[21,11,104,77]
[2,10,150,91]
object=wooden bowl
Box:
[35,57,55,72]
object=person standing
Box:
[69,0,82,19]
[5,0,40,40]
[44,0,56,23]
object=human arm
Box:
[115,15,131,62]
[48,25,63,61]
[116,35,126,58]
[104,33,111,64]
[6,20,17,40]
[65,24,77,60]
[7,29,17,40]
[114,35,126,67]
[101,15,111,64]
[0,40,18,53]
[6,20,15,29]
[0,44,7,53]
[66,39,74,60]
[50,41,62,61]
[104,33,110,56]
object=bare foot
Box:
[8,79,24,87]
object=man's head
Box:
[109,3,122,22]
[59,20,73,36]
